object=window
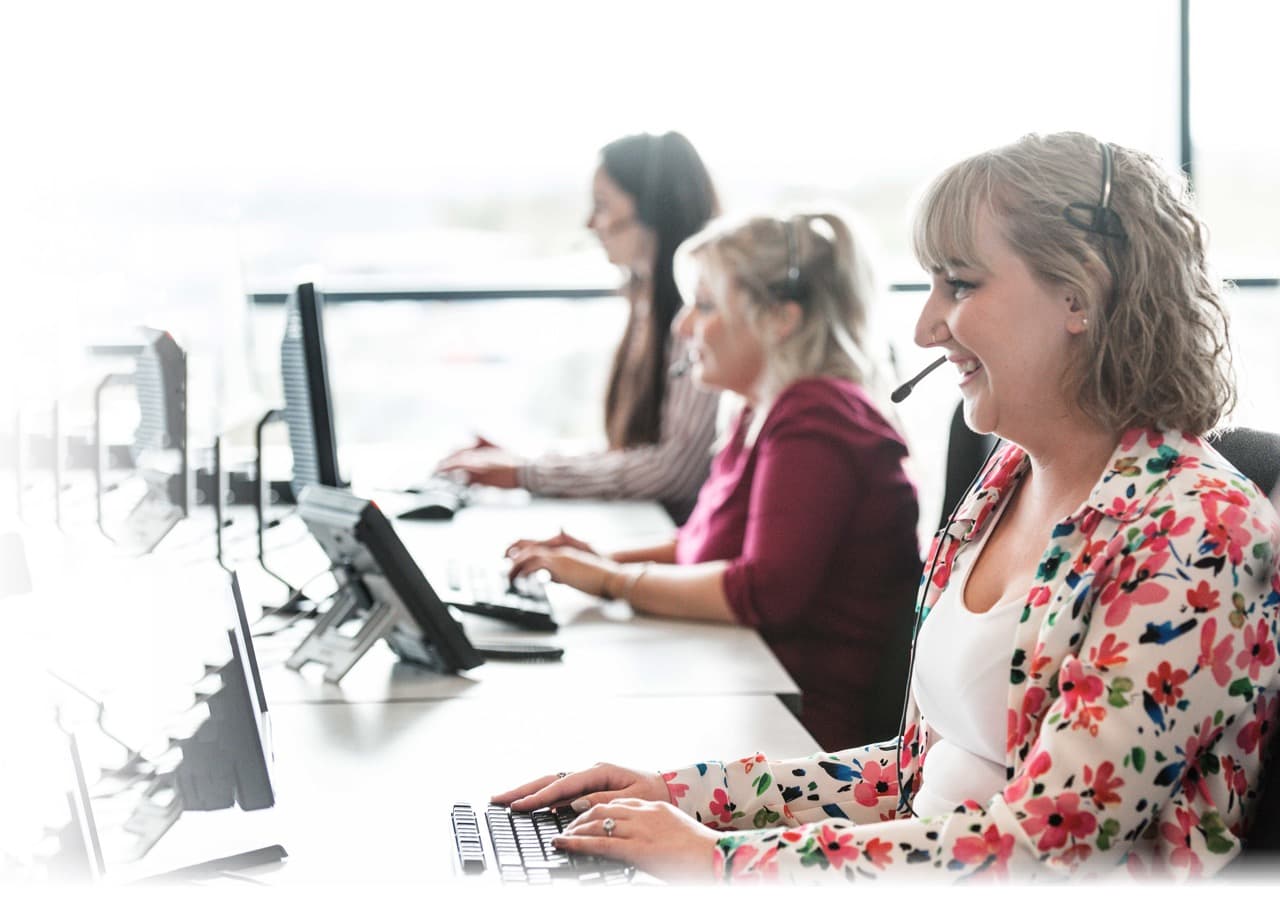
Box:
[3,1,1274,533]
[1191,3,1280,279]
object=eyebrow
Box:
[930,260,975,275]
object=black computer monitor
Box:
[280,282,342,495]
[176,572,274,813]
[288,484,485,681]
[107,328,191,554]
[133,329,187,481]
[54,571,283,882]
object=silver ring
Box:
[602,817,616,838]
[557,771,568,779]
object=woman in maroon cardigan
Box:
[508,211,922,750]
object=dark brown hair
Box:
[600,131,719,447]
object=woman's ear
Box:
[771,300,804,342]
[1065,292,1089,336]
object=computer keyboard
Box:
[117,490,184,555]
[406,475,471,504]
[443,560,557,631]
[450,803,633,885]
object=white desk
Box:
[386,491,678,553]
[15,494,799,715]
[255,603,799,707]
[240,496,800,707]
[18,496,797,711]
[9,496,810,888]
[253,694,818,884]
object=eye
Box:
[691,293,717,314]
[945,278,977,300]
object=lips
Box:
[950,355,982,384]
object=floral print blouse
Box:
[664,428,1280,881]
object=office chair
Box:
[1209,426,1280,498]
[1212,425,1280,869]
[939,420,1277,525]
[1242,730,1280,854]
[939,402,998,530]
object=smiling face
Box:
[914,208,1088,443]
[673,263,768,399]
[585,166,656,271]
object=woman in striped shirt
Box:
[438,132,721,524]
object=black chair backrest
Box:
[1210,426,1280,498]
[1215,425,1280,858]
[1244,731,1280,853]
[939,402,999,530]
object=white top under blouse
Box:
[911,501,1025,819]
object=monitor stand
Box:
[285,572,394,682]
[285,570,453,681]
[141,844,288,882]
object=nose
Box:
[913,285,952,349]
[673,305,693,338]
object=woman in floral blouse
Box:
[493,132,1280,883]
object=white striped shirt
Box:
[517,336,718,523]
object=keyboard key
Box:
[460,804,633,884]
[450,804,487,874]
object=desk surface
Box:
[255,693,818,884]
[17,495,798,705]
[255,601,798,705]
[240,496,799,706]
[9,494,809,887]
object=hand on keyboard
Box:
[506,544,617,602]
[493,763,670,814]
[443,559,557,631]
[506,529,597,563]
[553,799,721,884]
[435,440,525,490]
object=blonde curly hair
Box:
[912,131,1234,436]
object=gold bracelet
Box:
[621,561,652,604]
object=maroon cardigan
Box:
[675,377,922,750]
